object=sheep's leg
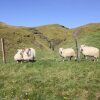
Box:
[66,57,68,61]
[86,57,87,59]
[93,58,96,62]
[74,56,77,61]
[17,60,20,63]
[85,55,87,60]
[95,56,98,62]
[17,60,23,63]
[62,57,65,61]
[69,56,72,61]
[17,61,19,63]
[90,56,96,62]
[21,61,23,64]
[67,57,70,61]
[63,57,65,62]
[94,57,98,62]
[81,55,86,59]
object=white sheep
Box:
[14,49,24,63]
[23,48,36,62]
[59,48,76,61]
[80,44,99,61]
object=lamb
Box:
[59,48,76,61]
[14,49,24,63]
[80,44,99,61]
[23,48,36,62]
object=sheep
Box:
[23,48,36,62]
[14,49,24,63]
[80,44,99,61]
[59,48,76,61]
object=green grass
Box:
[0,50,100,100]
[0,22,100,100]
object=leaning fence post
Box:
[1,38,6,64]
[72,30,81,62]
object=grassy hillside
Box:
[0,22,71,56]
[0,22,100,100]
[0,22,100,54]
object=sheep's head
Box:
[59,48,64,55]
[80,45,86,52]
[59,48,63,52]
[16,49,24,57]
[24,48,31,56]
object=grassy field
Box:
[0,49,100,100]
[0,22,100,100]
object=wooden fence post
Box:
[72,30,81,62]
[1,38,6,64]
[75,38,80,62]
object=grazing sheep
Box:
[14,49,24,63]
[59,48,76,61]
[23,48,36,62]
[80,44,99,61]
